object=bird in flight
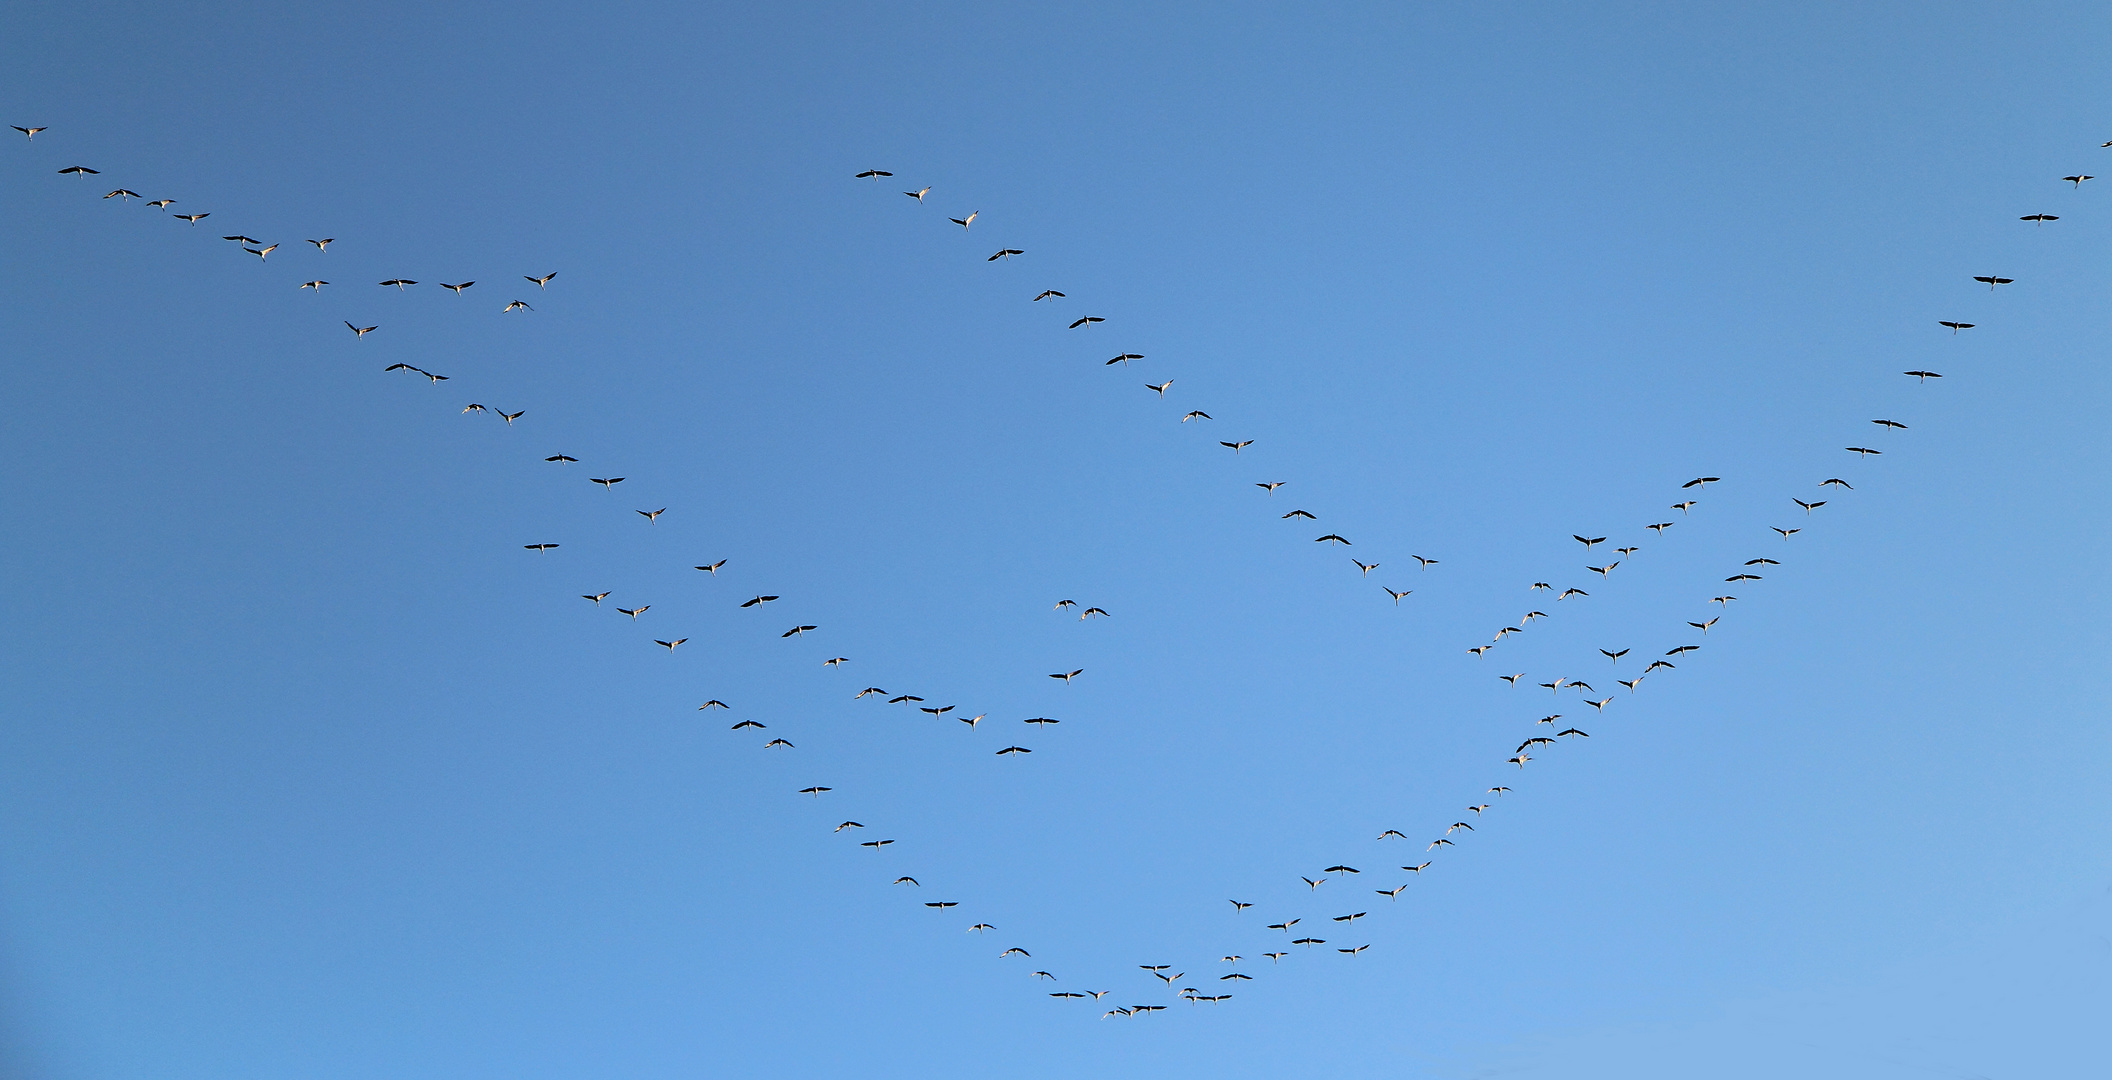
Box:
[1575,535,1607,548]
[1147,380,1172,396]
[13,126,47,140]
[1845,446,1882,457]
[243,244,279,261]
[545,454,578,464]
[823,656,849,667]
[1229,900,1253,911]
[222,235,260,245]
[1683,477,1720,489]
[57,166,99,176]
[300,281,327,290]
[741,595,780,607]
[1903,370,1942,381]
[1413,555,1439,569]
[1256,482,1284,494]
[1671,501,1696,513]
[696,560,727,574]
[174,213,208,224]
[2020,213,2058,224]
[903,186,930,201]
[1559,588,1588,600]
[522,543,559,553]
[497,410,524,425]
[1820,478,1853,489]
[637,508,666,522]
[344,322,378,338]
[379,279,417,290]
[590,477,625,488]
[1600,648,1628,664]
[145,199,173,209]
[1106,353,1143,366]
[1587,563,1619,577]
[1973,274,2014,290]
[1872,419,1907,431]
[1689,617,1719,634]
[504,300,534,312]
[308,239,333,250]
[1384,587,1411,604]
[996,746,1031,756]
[798,786,831,797]
[582,592,609,605]
[1080,607,1109,619]
[102,188,141,201]
[999,948,1030,959]
[1793,498,1824,513]
[617,606,649,619]
[949,211,978,229]
[1647,521,1674,533]
[1050,669,1084,682]
[987,248,1024,261]
[889,695,923,706]
[781,625,817,637]
[1282,510,1315,520]
[1068,316,1104,329]
[854,169,893,179]
[2063,174,2094,187]
[1772,527,1800,539]
[526,273,556,289]
[1221,440,1253,454]
[440,282,474,293]
[1032,290,1065,301]
[1937,321,1974,334]
[1315,533,1350,546]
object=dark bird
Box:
[1938,321,1974,334]
[1845,446,1882,457]
[1560,588,1589,600]
[763,738,793,749]
[1557,727,1590,739]
[504,300,534,312]
[1747,557,1780,566]
[1973,274,2014,290]
[1648,521,1675,533]
[307,239,333,250]
[2020,213,2058,224]
[1185,410,1211,422]
[987,248,1024,261]
[440,282,475,293]
[740,595,779,607]
[996,746,1031,756]
[1146,380,1172,396]
[1794,498,1824,513]
[1049,669,1084,682]
[1402,861,1431,873]
[949,211,979,229]
[1256,482,1284,494]
[590,477,625,488]
[859,839,893,849]
[730,719,764,730]
[1054,599,1077,610]
[1032,290,1065,301]
[1000,948,1028,958]
[13,126,47,140]
[781,625,818,637]
[823,657,849,666]
[699,700,730,711]
[1671,500,1696,513]
[522,543,559,552]
[243,244,279,261]
[1689,617,1719,633]
[1315,534,1350,546]
[1229,900,1253,911]
[1644,660,1676,673]
[918,705,954,719]
[1105,353,1144,366]
[1332,912,1367,923]
[344,322,378,338]
[1873,419,1907,430]
[146,199,174,209]
[1903,370,1942,381]
[1282,509,1316,520]
[1683,477,1721,489]
[2062,174,2094,187]
[497,410,524,425]
[1772,527,1800,539]
[696,560,727,574]
[1384,587,1411,604]
[894,877,918,886]
[854,688,886,699]
[174,213,208,224]
[637,508,665,522]
[582,592,609,605]
[616,605,649,619]
[1068,316,1103,329]
[526,272,556,289]
[888,695,923,705]
[854,169,894,179]
[1414,555,1439,569]
[1587,563,1619,577]
[904,187,930,201]
[57,166,99,176]
[1323,865,1359,875]
[545,454,578,463]
[1022,717,1058,726]
[1575,535,1607,548]
[655,638,687,652]
[1820,478,1854,489]
[798,786,831,797]
[1378,829,1408,840]
[1600,648,1628,663]
[1080,607,1108,619]
[1666,645,1700,656]
[102,189,140,201]
[379,279,417,290]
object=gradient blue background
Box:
[3,3,2107,1077]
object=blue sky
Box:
[3,3,2107,1077]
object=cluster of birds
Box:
[20,123,2093,1016]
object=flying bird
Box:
[1575,535,1607,548]
[655,638,687,652]
[57,166,99,176]
[243,244,279,261]
[637,508,665,521]
[308,239,333,250]
[174,213,208,224]
[987,248,1023,261]
[1973,274,2014,290]
[504,300,533,312]
[950,211,978,229]
[2063,174,2094,187]
[1032,290,1065,301]
[616,605,649,619]
[1845,446,1882,457]
[1903,370,1942,381]
[102,189,140,201]
[146,199,173,209]
[590,477,625,488]
[1600,648,1629,663]
[440,282,474,293]
[582,592,609,605]
[1937,321,1974,334]
[1689,617,1719,633]
[1794,498,1824,513]
[904,187,929,200]
[497,410,524,425]
[1105,353,1143,366]
[1050,669,1084,682]
[526,273,556,289]
[1147,380,1173,396]
[781,625,817,637]
[996,746,1031,756]
[730,719,764,730]
[1068,316,1103,329]
[1282,510,1316,520]
[522,543,559,552]
[1872,419,1907,430]
[1683,477,1720,489]
[378,279,417,289]
[854,169,893,179]
[763,738,793,749]
[300,281,328,290]
[1256,482,1284,494]
[1820,478,1853,489]
[1315,533,1350,546]
[1413,555,1439,569]
[2020,213,2058,224]
[741,595,779,607]
[13,126,47,140]
[1384,587,1411,604]
[344,322,378,338]
[696,560,727,574]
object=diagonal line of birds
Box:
[18,126,2095,1017]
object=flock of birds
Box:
[18,123,2095,1017]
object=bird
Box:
[1747,557,1780,566]
[1256,482,1284,494]
[1384,588,1411,604]
[798,786,831,797]
[1068,316,1103,329]
[308,239,333,251]
[1845,446,1882,457]
[1644,660,1676,673]
[1683,477,1721,489]
[174,213,208,224]
[504,300,533,312]
[1022,717,1059,726]
[1873,419,1907,430]
[497,410,524,425]
[637,508,666,522]
[1586,696,1614,712]
[1266,920,1300,932]
[701,700,731,711]
[781,625,817,637]
[1054,599,1077,610]
[1032,290,1065,301]
[1938,321,1974,334]
[1080,607,1109,619]
[1428,838,1454,850]
[145,199,173,209]
[996,746,1031,756]
[1488,786,1511,796]
[696,560,727,574]
[987,248,1024,261]
[1772,527,1800,539]
[243,244,279,261]
[854,688,887,699]
[1600,648,1629,664]
[741,595,779,608]
[1647,522,1675,533]
[859,839,893,849]
[949,211,978,229]
[1315,534,1350,546]
[616,605,649,620]
[904,187,930,201]
[1339,945,1370,956]
[2020,213,2058,224]
[854,169,893,179]
[1403,862,1432,874]
[544,454,578,464]
[999,948,1029,958]
[1049,669,1084,682]
[1667,644,1701,655]
[440,282,475,293]
[729,719,764,731]
[888,695,923,705]
[961,714,987,727]
[1794,498,1825,513]
[1556,727,1590,739]
[1217,439,1254,454]
[1587,563,1619,577]
[1500,673,1525,685]
[1263,952,1288,963]
[1414,555,1439,569]
[1445,822,1474,835]
[102,189,140,201]
[763,738,793,749]
[1105,353,1144,366]
[1146,380,1173,396]
[526,273,556,289]
[1282,510,1316,520]
[1559,588,1589,600]
[2063,174,2094,187]
[378,279,417,290]
[1671,501,1697,513]
[344,322,378,338]
[221,235,261,245]
[590,477,625,488]
[1184,411,1214,423]
[917,705,954,719]
[582,592,610,605]
[655,639,687,653]
[1575,535,1607,548]
[56,166,99,176]
[1689,617,1720,635]
[13,126,47,140]
[1710,596,1736,607]
[1820,478,1854,489]
[1351,559,1378,576]
[823,657,849,667]
[1973,274,2014,290]
[1332,912,1368,923]
[1228,900,1253,911]
[894,877,918,886]
[1323,865,1359,875]
[522,543,559,552]
[1378,885,1407,900]
[834,821,862,832]
[1377,829,1408,840]
[463,404,486,413]
[299,281,328,290]
[1903,370,1943,381]
[970,924,996,935]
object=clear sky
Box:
[3,3,2108,1078]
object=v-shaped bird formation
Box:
[12,123,2098,1018]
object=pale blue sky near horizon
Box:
[2,3,2107,1078]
